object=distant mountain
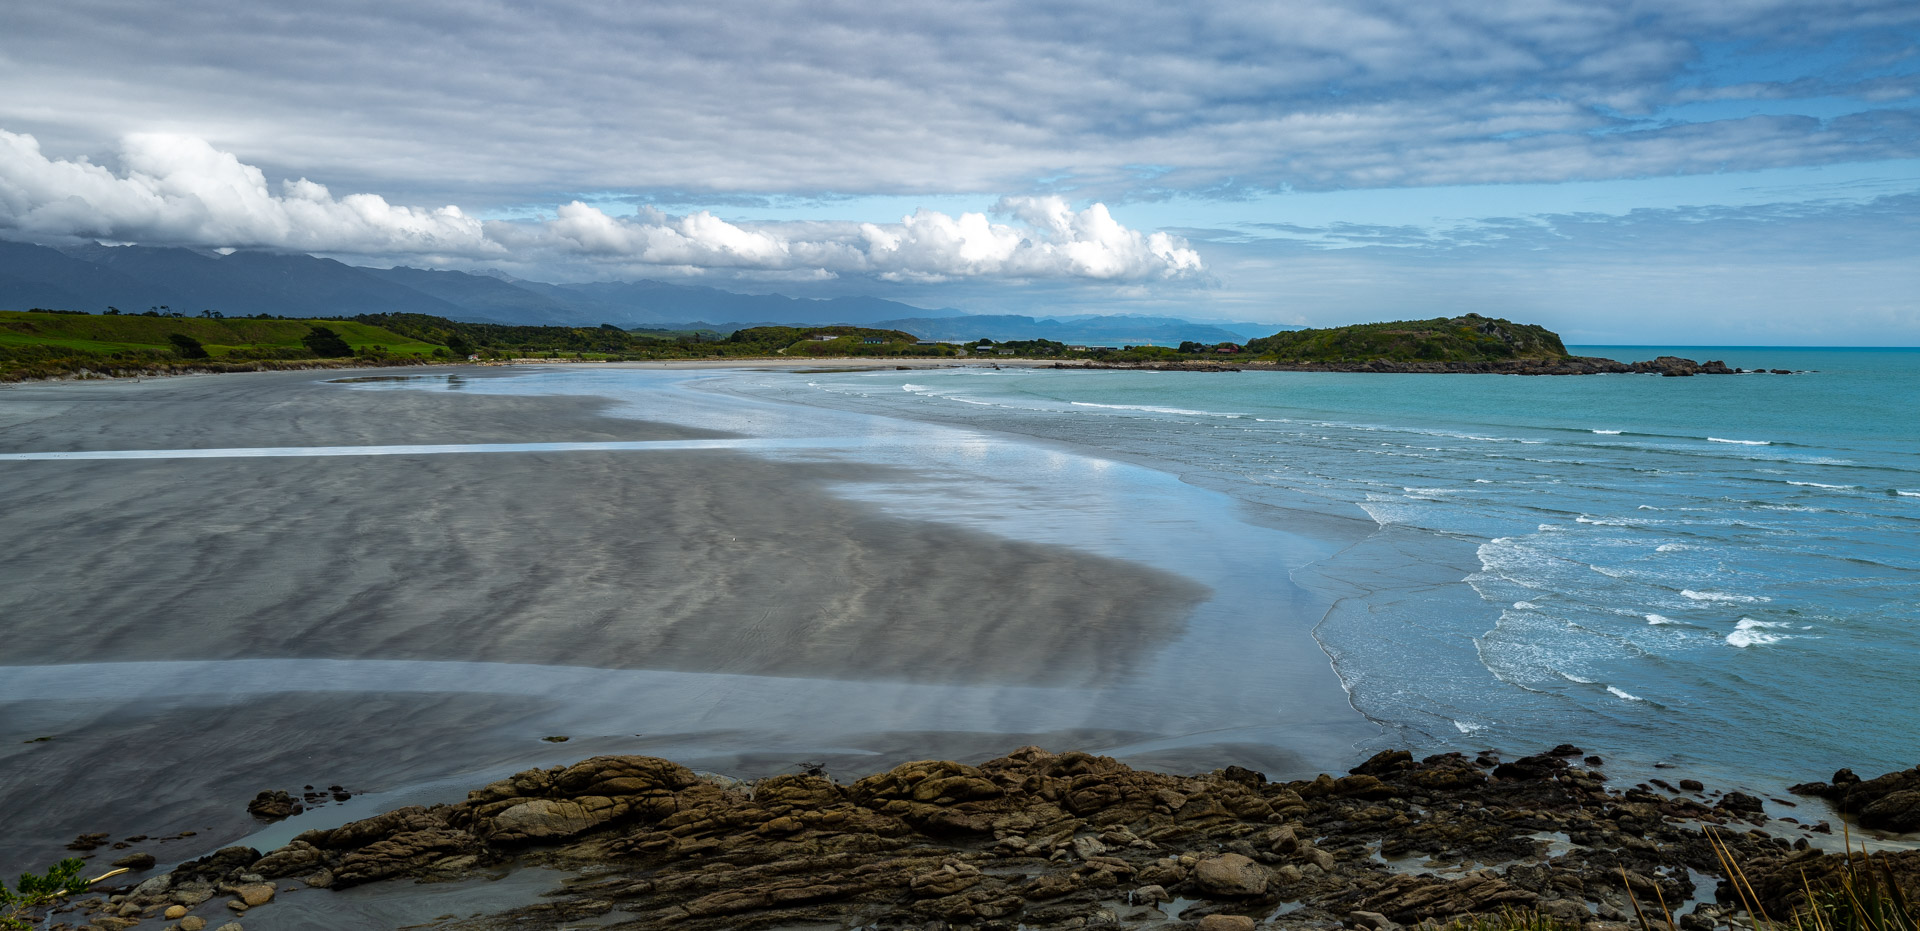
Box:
[519,279,966,328]
[0,239,1291,344]
[361,266,582,325]
[0,240,175,313]
[874,314,1290,346]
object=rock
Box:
[1192,853,1269,896]
[1547,744,1583,757]
[1815,767,1920,832]
[1680,779,1705,792]
[235,883,275,907]
[1072,835,1108,859]
[216,925,244,931]
[180,917,208,931]
[488,798,617,841]
[111,852,156,870]
[1719,792,1766,816]
[1350,910,1396,930]
[1493,754,1568,781]
[1363,871,1538,923]
[1201,915,1258,931]
[247,790,297,821]
[1351,750,1414,776]
[132,873,173,899]
[1130,884,1168,905]
[1860,790,1920,833]
[164,905,188,919]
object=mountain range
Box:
[0,240,1284,344]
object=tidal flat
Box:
[0,366,1373,879]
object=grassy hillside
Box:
[0,309,442,380]
[1244,314,1571,363]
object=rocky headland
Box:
[50,747,1920,931]
[1056,356,1782,376]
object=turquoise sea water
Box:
[738,348,1919,786]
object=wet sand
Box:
[0,368,1228,875]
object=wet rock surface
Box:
[57,751,1920,931]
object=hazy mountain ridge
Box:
[0,241,1286,344]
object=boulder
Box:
[1350,750,1414,776]
[1200,915,1258,931]
[1192,853,1270,896]
[246,790,298,821]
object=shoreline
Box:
[3,348,1797,386]
[0,367,1370,881]
[38,746,1920,931]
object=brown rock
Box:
[1201,915,1258,931]
[235,883,275,907]
[1363,870,1538,923]
[180,917,208,931]
[1192,853,1269,896]
[163,906,188,920]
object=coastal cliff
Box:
[54,748,1920,931]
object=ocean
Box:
[690,347,1920,789]
[322,348,1919,796]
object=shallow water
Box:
[664,349,1920,791]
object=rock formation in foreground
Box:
[67,750,1920,931]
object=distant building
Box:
[862,337,885,344]
[996,349,1015,355]
[1216,343,1242,353]
[809,334,837,341]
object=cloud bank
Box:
[2,1,1913,204]
[0,131,1202,282]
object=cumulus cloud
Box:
[0,130,492,254]
[0,131,1203,281]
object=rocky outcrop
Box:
[68,750,1914,931]
[1790,766,1920,833]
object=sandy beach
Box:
[0,366,1369,880]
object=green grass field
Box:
[0,311,444,358]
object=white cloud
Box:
[0,130,1203,282]
[1,1,1912,204]
[0,130,493,254]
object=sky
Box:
[1,0,1917,343]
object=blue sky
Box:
[0,0,1916,342]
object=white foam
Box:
[1069,401,1243,418]
[1788,481,1856,490]
[1607,686,1644,701]
[1655,543,1686,552]
[1897,490,1920,498]
[1452,719,1484,735]
[1708,437,1771,446]
[1513,601,1539,610]
[1592,429,1623,435]
[1646,614,1679,625]
[1683,589,1770,604]
[1727,617,1792,648]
